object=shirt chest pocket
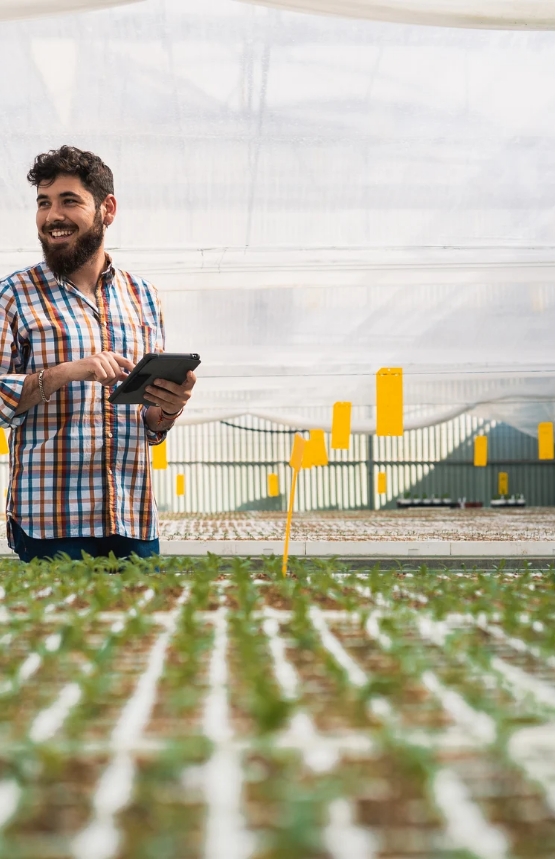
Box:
[110,320,159,363]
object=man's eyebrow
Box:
[36,191,84,202]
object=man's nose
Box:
[44,206,65,224]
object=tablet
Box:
[108,352,201,406]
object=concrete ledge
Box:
[161,539,304,557]
[0,538,554,559]
[162,540,555,558]
[306,540,452,557]
[447,541,555,557]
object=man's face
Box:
[36,175,108,279]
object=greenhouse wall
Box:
[373,419,555,510]
[0,415,548,514]
[148,415,554,513]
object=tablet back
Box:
[109,353,201,405]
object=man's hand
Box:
[70,351,134,386]
[14,352,136,416]
[144,371,196,414]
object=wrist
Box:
[38,364,70,400]
[38,369,50,403]
[157,405,184,426]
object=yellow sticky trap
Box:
[268,473,279,497]
[289,433,306,472]
[302,438,313,469]
[377,471,387,494]
[498,472,508,496]
[376,368,403,436]
[176,474,185,496]
[309,429,328,467]
[331,402,351,450]
[474,436,488,467]
[152,440,168,470]
[302,430,329,469]
[283,434,307,577]
[538,422,554,460]
[0,428,8,455]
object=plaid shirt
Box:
[0,257,166,546]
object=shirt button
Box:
[107,432,113,438]
[108,469,113,476]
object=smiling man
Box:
[0,145,195,561]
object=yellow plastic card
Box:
[377,471,387,494]
[283,433,307,576]
[302,438,313,469]
[498,472,508,496]
[538,422,554,460]
[0,428,8,455]
[376,368,403,436]
[176,474,185,496]
[310,429,328,467]
[289,433,306,471]
[268,473,280,497]
[152,440,168,470]
[331,402,351,450]
[474,436,488,467]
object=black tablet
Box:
[108,352,201,406]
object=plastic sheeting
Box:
[241,0,555,30]
[1,0,555,435]
[0,0,142,22]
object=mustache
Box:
[43,223,76,233]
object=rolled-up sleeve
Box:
[0,282,28,429]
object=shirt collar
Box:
[44,254,115,290]
[100,254,115,285]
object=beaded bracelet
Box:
[157,406,184,426]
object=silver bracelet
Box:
[38,369,50,403]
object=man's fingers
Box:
[91,352,129,385]
[79,351,135,385]
[100,357,122,382]
[152,372,197,395]
[151,378,178,394]
[114,354,135,371]
[91,365,108,381]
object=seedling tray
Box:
[1,554,555,858]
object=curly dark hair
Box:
[27,145,114,207]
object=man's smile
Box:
[46,227,77,243]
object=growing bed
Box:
[1,554,555,858]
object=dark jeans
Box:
[11,519,160,563]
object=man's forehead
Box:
[37,175,89,198]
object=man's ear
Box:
[102,194,117,227]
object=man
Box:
[0,145,195,561]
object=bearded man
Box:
[0,145,195,561]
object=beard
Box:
[39,208,104,280]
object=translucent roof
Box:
[0,0,140,20]
[1,0,555,434]
[242,0,555,30]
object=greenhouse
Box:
[1,0,555,857]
